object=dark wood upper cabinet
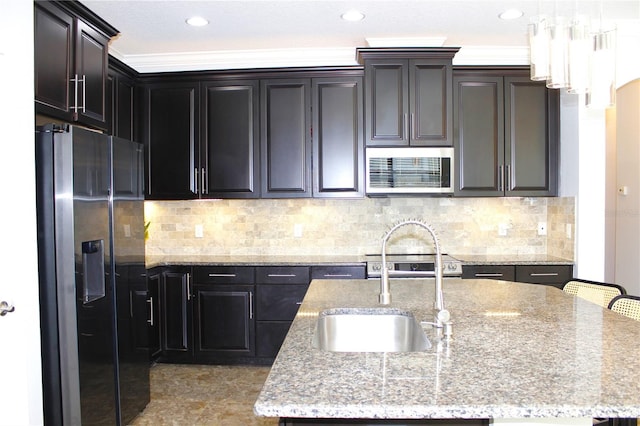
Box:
[312,76,364,197]
[260,79,312,198]
[454,70,559,197]
[108,57,139,141]
[357,48,458,147]
[35,1,117,130]
[143,82,199,200]
[201,80,260,198]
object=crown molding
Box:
[109,47,359,73]
[110,45,530,73]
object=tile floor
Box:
[129,363,279,426]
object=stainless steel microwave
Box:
[365,147,454,194]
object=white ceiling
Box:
[81,0,640,73]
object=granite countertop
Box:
[254,278,640,420]
[457,254,574,265]
[146,254,573,268]
[145,254,366,269]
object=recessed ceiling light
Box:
[341,10,365,22]
[186,16,209,27]
[499,9,523,20]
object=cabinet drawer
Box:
[311,265,366,280]
[256,284,308,321]
[515,265,573,286]
[194,266,255,284]
[462,265,515,281]
[256,266,310,284]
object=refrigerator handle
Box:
[147,297,154,326]
[186,273,191,301]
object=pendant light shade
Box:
[586,28,617,108]
[527,2,617,108]
[528,17,550,81]
[546,18,569,89]
[567,17,591,94]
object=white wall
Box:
[614,80,640,296]
[0,1,43,425]
[560,23,640,285]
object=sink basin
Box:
[312,308,431,353]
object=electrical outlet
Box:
[123,224,131,237]
[293,223,303,238]
[537,222,547,236]
[566,224,572,239]
[195,224,204,238]
[498,223,508,236]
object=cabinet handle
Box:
[186,273,191,301]
[296,302,303,305]
[410,113,415,140]
[209,273,237,277]
[194,168,199,194]
[71,74,78,114]
[498,165,504,192]
[80,74,86,113]
[201,168,207,194]
[475,273,504,277]
[529,272,559,277]
[322,274,352,278]
[505,164,511,191]
[129,292,134,317]
[147,297,154,326]
[267,274,296,278]
[403,113,409,140]
[70,74,86,114]
[249,291,254,320]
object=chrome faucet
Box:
[379,219,451,331]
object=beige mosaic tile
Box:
[145,197,575,260]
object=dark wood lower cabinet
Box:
[462,264,573,288]
[193,284,256,362]
[154,263,366,365]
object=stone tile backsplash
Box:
[145,197,575,260]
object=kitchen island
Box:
[254,278,640,424]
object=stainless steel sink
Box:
[312,308,431,353]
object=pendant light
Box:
[586,27,617,108]
[528,17,550,81]
[567,16,590,94]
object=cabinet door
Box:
[260,79,312,198]
[454,75,504,196]
[409,59,452,146]
[312,77,364,197]
[146,270,161,359]
[75,19,109,129]
[144,83,199,199]
[201,80,260,198]
[505,77,558,196]
[364,59,408,146]
[193,284,255,359]
[108,66,136,141]
[34,2,74,120]
[160,269,191,360]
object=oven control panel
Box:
[366,257,462,278]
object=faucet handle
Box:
[436,309,450,324]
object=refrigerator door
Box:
[36,125,118,425]
[67,126,118,425]
[110,136,150,424]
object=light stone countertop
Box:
[145,254,573,269]
[254,278,640,420]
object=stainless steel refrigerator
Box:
[36,124,149,425]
